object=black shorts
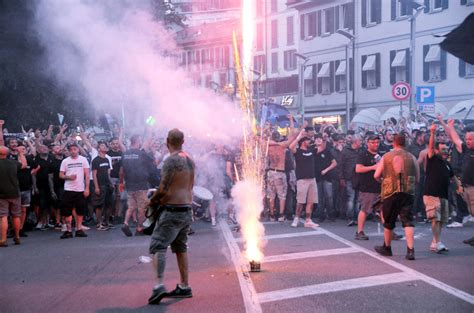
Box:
[91,185,114,209]
[61,191,87,216]
[382,192,415,230]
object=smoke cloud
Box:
[34,0,243,140]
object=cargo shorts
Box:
[266,171,288,200]
[149,209,193,254]
[423,195,449,223]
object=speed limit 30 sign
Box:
[392,81,411,101]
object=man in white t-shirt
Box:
[59,143,90,239]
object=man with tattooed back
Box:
[147,128,195,305]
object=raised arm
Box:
[427,123,436,159]
[289,129,304,154]
[438,115,462,153]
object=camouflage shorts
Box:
[149,209,193,254]
[266,171,288,200]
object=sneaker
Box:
[462,237,474,245]
[406,247,415,260]
[97,224,110,231]
[121,224,133,237]
[61,224,67,232]
[269,215,276,222]
[436,242,448,253]
[75,230,88,237]
[278,216,286,222]
[447,221,463,228]
[107,224,116,229]
[347,220,357,227]
[166,284,193,298]
[291,217,299,228]
[211,217,217,227]
[135,229,145,236]
[19,229,28,237]
[0,241,8,247]
[469,215,474,223]
[81,225,91,230]
[54,223,62,230]
[13,237,21,245]
[148,284,168,305]
[304,219,319,228]
[355,231,369,240]
[392,232,403,241]
[228,215,238,225]
[60,231,73,239]
[374,244,393,256]
[36,223,43,230]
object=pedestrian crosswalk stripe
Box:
[235,230,323,243]
[263,247,359,263]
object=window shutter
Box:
[362,55,367,88]
[330,61,335,93]
[335,60,340,92]
[362,0,367,27]
[423,45,429,81]
[375,0,382,24]
[459,59,466,77]
[405,48,411,83]
[440,49,447,80]
[424,0,430,13]
[317,11,322,36]
[317,63,323,93]
[390,50,396,84]
[442,0,449,9]
[335,6,340,30]
[376,53,381,87]
[312,65,318,94]
[349,58,353,91]
[300,14,305,40]
[391,0,396,20]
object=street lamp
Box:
[336,29,355,131]
[294,53,309,123]
[409,2,425,118]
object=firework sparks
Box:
[231,0,265,265]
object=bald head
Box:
[0,146,9,159]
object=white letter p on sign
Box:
[420,88,432,102]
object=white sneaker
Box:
[278,216,286,222]
[469,215,474,223]
[304,219,319,228]
[36,223,43,230]
[447,221,463,228]
[81,225,91,230]
[211,217,217,227]
[436,242,448,253]
[462,215,471,224]
[291,217,299,228]
[61,224,67,232]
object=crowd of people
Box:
[0,114,473,261]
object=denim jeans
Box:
[345,181,359,220]
[316,180,334,219]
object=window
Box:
[271,20,278,48]
[317,62,332,94]
[462,0,474,6]
[284,50,297,71]
[307,12,317,39]
[304,65,315,96]
[271,52,278,73]
[256,23,263,51]
[335,60,347,92]
[425,0,448,12]
[265,76,299,96]
[391,0,410,20]
[337,3,354,30]
[390,48,410,84]
[271,0,277,13]
[287,16,294,45]
[467,63,474,76]
[322,8,335,35]
[254,55,266,74]
[460,59,474,78]
[363,0,381,26]
[423,45,446,82]
[362,53,381,89]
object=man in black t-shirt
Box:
[441,117,474,246]
[92,141,113,230]
[49,144,65,229]
[314,133,337,221]
[377,129,393,156]
[16,143,38,237]
[289,129,319,229]
[423,124,462,253]
[107,136,125,222]
[354,135,381,240]
[33,145,53,230]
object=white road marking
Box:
[318,227,474,304]
[234,230,323,243]
[258,272,415,303]
[219,219,262,313]
[263,247,358,263]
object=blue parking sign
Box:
[416,86,435,104]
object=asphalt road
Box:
[1,218,473,313]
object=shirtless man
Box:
[147,129,195,305]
